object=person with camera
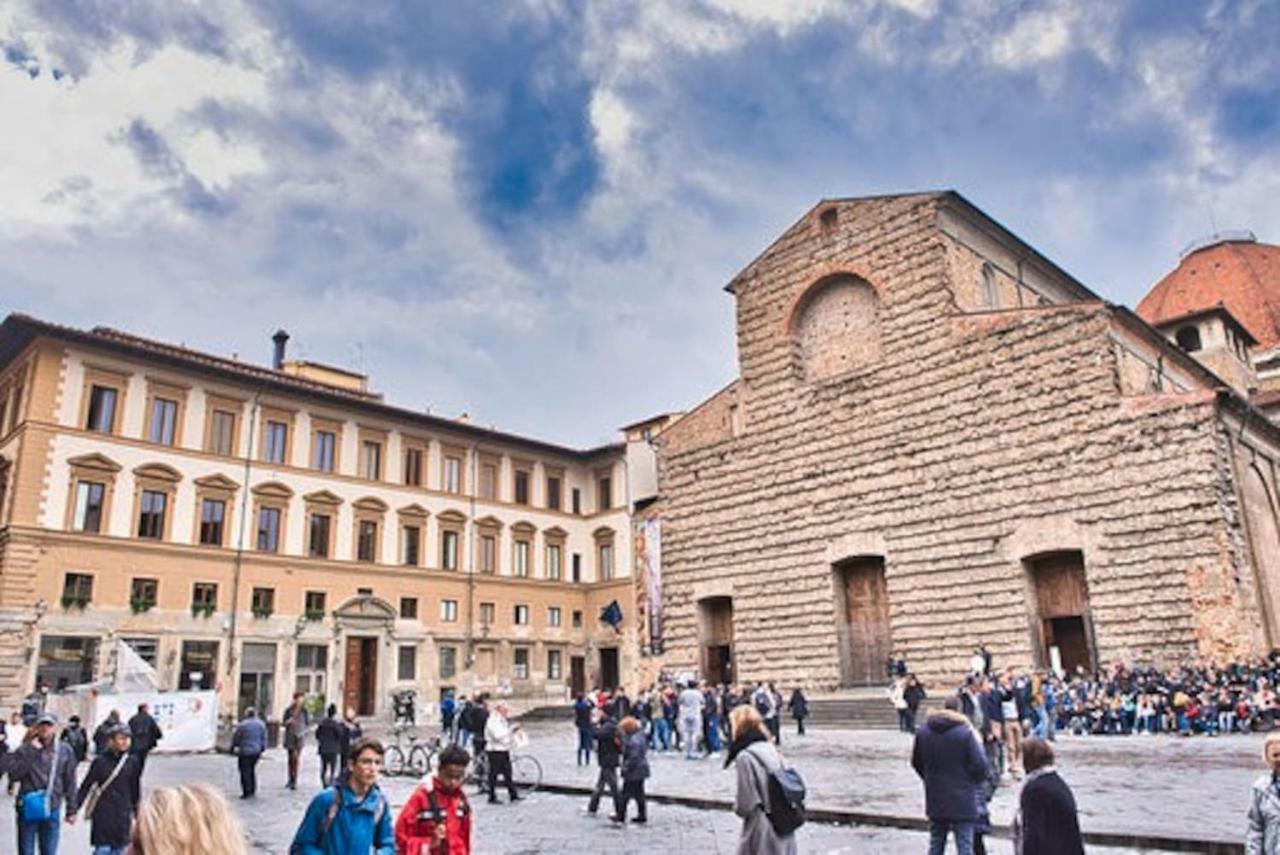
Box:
[9,712,79,855]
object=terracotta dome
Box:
[1137,237,1280,350]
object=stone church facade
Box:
[651,191,1280,690]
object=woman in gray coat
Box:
[1247,732,1280,854]
[725,704,797,855]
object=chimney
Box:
[271,329,289,370]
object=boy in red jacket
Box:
[395,745,473,854]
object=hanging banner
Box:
[635,518,663,654]
[92,690,218,753]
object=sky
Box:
[1,0,1278,447]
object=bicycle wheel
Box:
[407,744,433,777]
[384,745,405,777]
[512,754,542,792]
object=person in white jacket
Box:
[483,703,522,804]
[1247,732,1280,854]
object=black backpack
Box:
[750,751,806,836]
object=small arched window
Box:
[981,263,1000,309]
[1175,325,1202,352]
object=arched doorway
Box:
[333,595,396,717]
[833,556,890,686]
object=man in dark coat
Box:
[75,722,140,853]
[1015,738,1084,855]
[59,715,89,764]
[911,696,989,855]
[315,704,344,787]
[587,711,621,814]
[127,703,162,776]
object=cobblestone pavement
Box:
[0,724,1252,852]
[514,720,1258,844]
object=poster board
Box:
[92,690,217,753]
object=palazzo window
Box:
[251,587,275,618]
[309,513,332,558]
[206,404,239,456]
[257,506,282,552]
[61,573,93,609]
[439,646,457,679]
[398,645,417,681]
[597,473,613,512]
[73,482,106,533]
[148,397,179,445]
[191,582,217,616]
[402,525,421,566]
[402,445,424,487]
[304,590,326,620]
[513,647,529,680]
[311,429,337,472]
[360,440,382,481]
[199,498,225,546]
[545,473,562,511]
[544,530,566,581]
[262,417,290,465]
[548,606,562,627]
[440,599,458,622]
[548,649,562,680]
[480,534,497,573]
[478,458,498,500]
[514,468,531,505]
[400,597,418,619]
[442,451,463,494]
[85,384,120,434]
[357,520,379,562]
[514,604,529,625]
[137,490,167,539]
[479,602,495,626]
[594,527,616,581]
[513,538,531,577]
[130,578,158,613]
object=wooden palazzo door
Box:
[838,557,891,686]
[570,656,586,696]
[1029,551,1093,675]
[344,636,378,717]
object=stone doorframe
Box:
[331,594,398,720]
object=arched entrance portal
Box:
[333,595,397,717]
[833,556,890,686]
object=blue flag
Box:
[600,600,623,632]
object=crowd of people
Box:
[931,651,1280,748]
[570,680,811,765]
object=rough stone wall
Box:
[656,194,1256,689]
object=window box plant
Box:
[129,597,154,614]
[61,593,90,611]
[191,602,216,619]
[251,605,273,619]
[304,607,325,622]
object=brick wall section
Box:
[656,194,1258,689]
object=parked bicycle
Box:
[466,749,542,792]
[384,724,441,777]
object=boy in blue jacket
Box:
[291,737,394,855]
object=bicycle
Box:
[384,725,440,777]
[466,749,542,793]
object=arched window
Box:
[1175,325,1202,352]
[981,263,1000,309]
[791,273,881,381]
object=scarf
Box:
[723,728,768,769]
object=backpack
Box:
[290,785,387,854]
[749,750,806,837]
[754,692,771,716]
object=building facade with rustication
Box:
[650,191,1280,690]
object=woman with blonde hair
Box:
[1246,731,1280,854]
[725,704,797,854]
[130,783,249,855]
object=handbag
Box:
[19,743,64,823]
[81,752,130,819]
